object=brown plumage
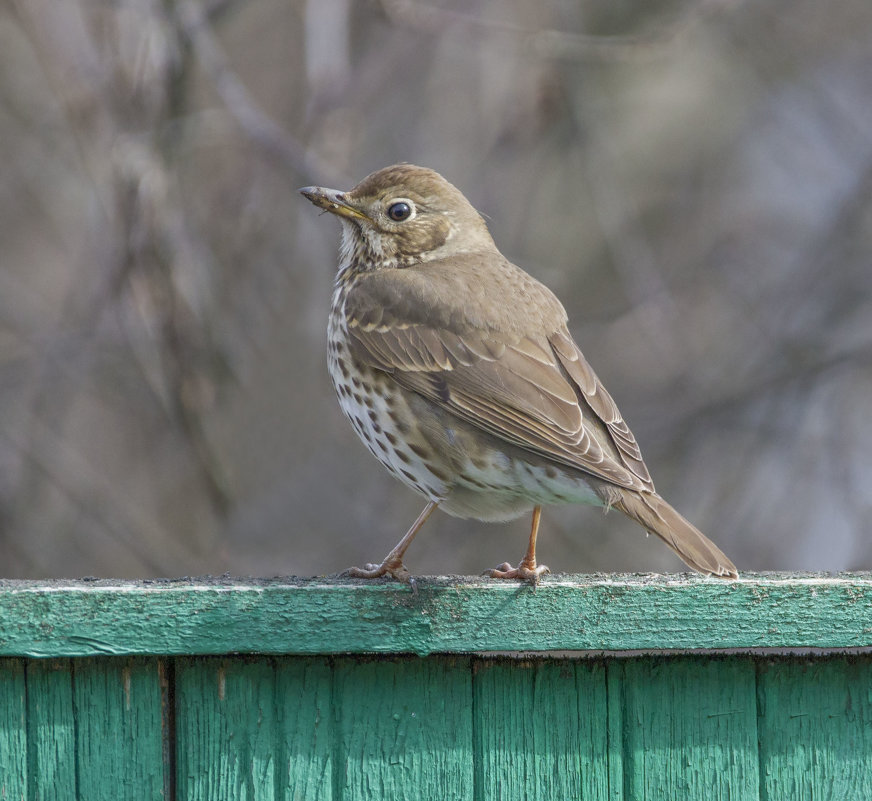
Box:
[300,164,738,582]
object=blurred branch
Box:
[378,0,745,61]
[580,111,684,361]
[1,419,200,574]
[7,0,234,520]
[174,0,346,185]
[676,339,872,441]
[780,151,872,325]
[109,136,234,518]
[709,150,872,421]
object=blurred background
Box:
[2,0,871,579]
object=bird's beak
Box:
[299,186,369,222]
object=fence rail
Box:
[2,573,871,799]
[2,572,871,656]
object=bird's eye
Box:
[387,201,412,222]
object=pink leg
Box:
[485,505,550,584]
[344,501,438,582]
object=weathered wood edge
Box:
[1,572,870,658]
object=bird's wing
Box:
[548,328,652,487]
[343,267,654,493]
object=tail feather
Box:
[614,491,738,579]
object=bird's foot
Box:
[342,557,412,583]
[484,560,551,584]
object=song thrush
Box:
[300,164,738,582]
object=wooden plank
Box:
[25,660,76,801]
[275,657,334,801]
[1,574,872,656]
[472,659,609,800]
[606,660,624,801]
[73,657,167,800]
[175,657,278,801]
[757,657,872,800]
[0,659,27,801]
[332,656,473,800]
[619,657,759,800]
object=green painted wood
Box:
[5,650,872,799]
[176,658,279,800]
[619,657,759,800]
[175,657,336,801]
[757,657,872,800]
[275,658,334,801]
[606,661,624,801]
[472,659,609,800]
[26,660,76,801]
[5,578,872,800]
[73,657,167,800]
[332,656,473,799]
[1,574,871,657]
[0,659,26,801]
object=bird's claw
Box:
[484,560,551,584]
[342,558,412,583]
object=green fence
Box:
[1,574,871,799]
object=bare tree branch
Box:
[174,0,346,185]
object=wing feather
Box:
[341,260,654,492]
[348,322,652,491]
[549,329,652,485]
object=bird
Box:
[300,164,738,582]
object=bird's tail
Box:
[613,491,738,578]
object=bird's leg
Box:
[485,505,551,583]
[343,500,438,582]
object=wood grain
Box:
[4,577,872,799]
[25,660,76,801]
[757,657,872,800]
[0,659,26,801]
[1,574,872,657]
[333,656,473,800]
[275,657,334,800]
[176,657,279,800]
[618,657,760,800]
[73,658,166,801]
[472,659,609,800]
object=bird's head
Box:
[300,164,496,270]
